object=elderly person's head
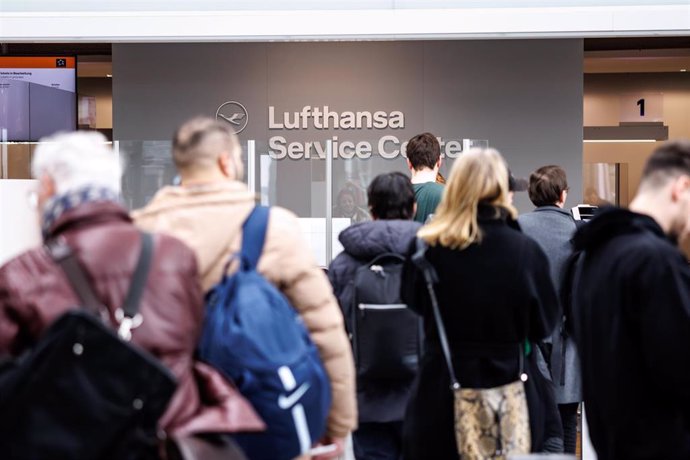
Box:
[418,147,516,250]
[32,131,122,213]
[172,117,243,184]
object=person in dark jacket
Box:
[401,148,559,460]
[0,132,262,449]
[569,141,690,460]
[518,165,582,453]
[329,172,421,460]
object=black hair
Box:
[406,133,441,171]
[641,141,690,188]
[528,165,568,207]
[367,172,415,220]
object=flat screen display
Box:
[0,56,77,142]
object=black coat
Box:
[401,206,559,460]
[570,208,690,460]
[328,219,422,423]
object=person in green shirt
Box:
[406,132,445,223]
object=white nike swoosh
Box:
[278,383,311,409]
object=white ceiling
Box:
[3,1,689,12]
[1,3,689,42]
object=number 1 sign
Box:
[620,93,663,123]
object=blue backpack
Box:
[198,206,331,460]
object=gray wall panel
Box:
[114,40,583,214]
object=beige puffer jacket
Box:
[132,181,357,438]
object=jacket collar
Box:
[338,220,421,259]
[477,203,521,231]
[133,181,255,217]
[47,201,132,240]
[573,207,669,252]
[42,186,121,237]
[533,205,572,218]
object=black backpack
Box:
[351,253,421,381]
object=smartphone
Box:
[308,443,338,456]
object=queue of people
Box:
[1,117,690,460]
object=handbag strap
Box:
[412,238,461,391]
[413,238,528,389]
[46,232,154,340]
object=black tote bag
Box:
[0,233,177,460]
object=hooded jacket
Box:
[132,181,357,438]
[570,207,690,460]
[328,219,421,423]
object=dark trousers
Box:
[559,402,579,454]
[353,422,403,460]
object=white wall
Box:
[0,180,41,265]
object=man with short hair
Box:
[0,131,248,450]
[133,117,356,457]
[328,171,421,460]
[570,141,690,459]
[406,133,444,223]
[518,165,581,454]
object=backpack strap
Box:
[241,206,270,270]
[46,232,154,341]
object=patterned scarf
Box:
[42,186,121,238]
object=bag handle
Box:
[412,238,527,390]
[47,232,154,341]
[412,238,461,391]
[240,206,269,270]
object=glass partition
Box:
[1,136,487,267]
[582,162,627,207]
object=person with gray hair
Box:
[133,116,357,458]
[0,131,258,457]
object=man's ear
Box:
[37,174,57,212]
[218,153,233,179]
[406,159,414,172]
[672,175,690,202]
[436,157,443,170]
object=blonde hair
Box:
[418,148,517,250]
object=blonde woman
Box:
[401,148,559,460]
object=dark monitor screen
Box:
[0,56,77,142]
[572,205,598,221]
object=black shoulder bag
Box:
[0,232,177,460]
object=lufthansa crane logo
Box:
[215,101,249,134]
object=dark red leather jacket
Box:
[0,201,262,435]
